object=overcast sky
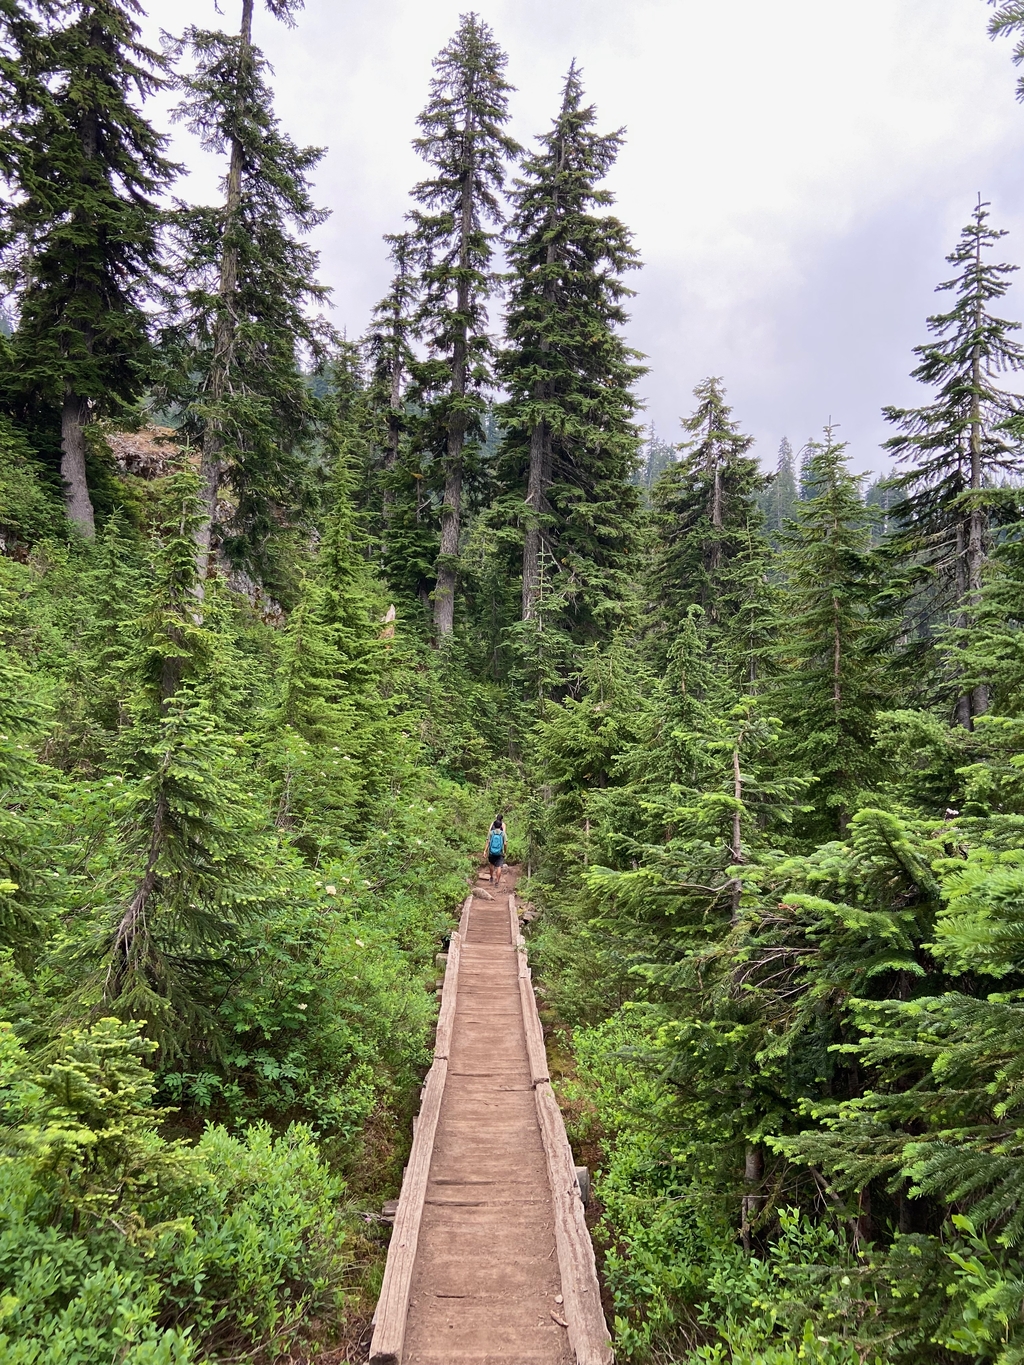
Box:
[139,0,1024,478]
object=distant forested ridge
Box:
[4,1,1024,1362]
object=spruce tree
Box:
[649,377,767,657]
[406,13,519,638]
[0,0,176,537]
[499,63,644,645]
[162,0,331,592]
[760,436,798,535]
[771,429,881,834]
[883,200,1024,726]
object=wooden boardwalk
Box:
[369,875,612,1365]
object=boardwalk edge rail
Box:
[511,894,615,1365]
[368,894,472,1365]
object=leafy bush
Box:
[0,1019,352,1362]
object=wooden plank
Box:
[370,901,466,1363]
[508,892,519,944]
[457,892,473,938]
[518,951,614,1365]
[368,1058,448,1364]
[520,970,550,1086]
[535,1080,613,1365]
[433,930,460,1061]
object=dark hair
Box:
[492,816,503,828]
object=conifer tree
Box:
[883,200,1024,727]
[771,429,881,833]
[634,426,677,491]
[649,377,767,657]
[499,63,644,643]
[366,232,418,546]
[162,0,331,591]
[406,13,519,638]
[0,0,176,537]
[73,468,279,1056]
[264,439,396,853]
[760,436,798,535]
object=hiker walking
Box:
[485,817,507,885]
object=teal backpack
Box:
[488,829,504,855]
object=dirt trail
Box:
[400,873,574,1365]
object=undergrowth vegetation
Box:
[7,1,1024,1361]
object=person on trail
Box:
[485,817,507,885]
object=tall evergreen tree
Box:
[406,13,519,638]
[883,200,1024,727]
[649,377,767,656]
[69,468,277,1056]
[760,435,798,535]
[366,232,418,548]
[0,0,176,536]
[499,63,644,643]
[163,0,331,592]
[771,429,881,834]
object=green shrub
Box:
[0,1019,352,1362]
[0,419,64,550]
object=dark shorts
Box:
[488,852,504,866]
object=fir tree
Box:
[760,436,798,535]
[883,200,1024,727]
[366,232,418,549]
[771,429,881,833]
[162,0,331,593]
[0,0,176,536]
[499,63,644,644]
[406,13,519,638]
[649,377,767,657]
[69,468,280,1056]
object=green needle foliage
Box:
[161,0,331,599]
[883,200,1024,726]
[405,12,520,639]
[770,430,883,835]
[0,0,176,537]
[649,377,769,666]
[499,63,644,668]
[6,6,1024,1361]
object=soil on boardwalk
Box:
[400,871,574,1365]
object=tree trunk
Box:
[522,414,548,621]
[60,39,100,540]
[730,745,743,923]
[106,790,166,1002]
[954,519,973,729]
[383,347,403,528]
[432,122,476,639]
[967,276,989,719]
[196,0,254,583]
[433,449,463,637]
[740,1142,762,1253]
[522,220,558,623]
[61,391,96,538]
